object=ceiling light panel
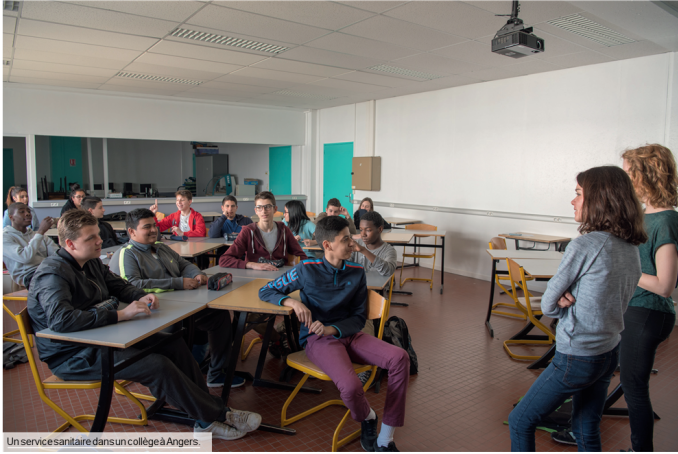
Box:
[3,1,19,12]
[116,71,202,85]
[171,28,289,54]
[547,14,636,47]
[367,64,444,80]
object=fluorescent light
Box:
[116,72,202,85]
[547,14,636,47]
[171,28,288,54]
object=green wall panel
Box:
[269,146,292,196]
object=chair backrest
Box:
[489,237,507,250]
[287,254,301,266]
[306,211,316,217]
[406,223,437,231]
[507,259,539,315]
[366,290,390,340]
[14,308,45,389]
[156,212,165,221]
[274,211,284,217]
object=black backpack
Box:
[382,316,418,375]
[102,211,127,221]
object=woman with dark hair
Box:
[3,186,39,229]
[354,197,374,227]
[509,166,647,452]
[283,200,317,258]
[621,144,677,452]
[60,188,86,216]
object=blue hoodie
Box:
[259,256,367,347]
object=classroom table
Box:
[155,279,252,303]
[100,245,123,266]
[35,298,206,433]
[484,250,563,338]
[384,217,422,226]
[201,211,222,221]
[165,241,223,269]
[499,232,571,251]
[393,229,447,295]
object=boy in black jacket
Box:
[259,216,409,452]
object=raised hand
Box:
[149,199,158,214]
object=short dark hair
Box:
[175,190,193,201]
[326,198,341,209]
[360,210,384,229]
[222,195,238,206]
[58,209,98,247]
[7,202,27,217]
[126,208,156,231]
[70,188,86,199]
[576,166,647,246]
[315,216,349,250]
[255,191,276,206]
[81,196,102,211]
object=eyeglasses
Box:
[254,204,274,212]
[73,195,85,199]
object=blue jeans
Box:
[509,344,619,452]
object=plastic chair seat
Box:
[287,350,371,379]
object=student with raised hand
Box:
[354,197,374,228]
[259,216,410,452]
[3,203,58,289]
[316,198,358,235]
[284,200,317,258]
[60,188,86,216]
[109,208,243,389]
[508,166,647,452]
[27,209,261,441]
[350,211,397,277]
[81,196,120,248]
[621,144,677,453]
[208,195,253,238]
[3,186,39,229]
[149,190,206,237]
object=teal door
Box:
[3,148,15,210]
[269,146,292,195]
[323,142,353,210]
[49,136,83,191]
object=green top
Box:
[629,210,678,314]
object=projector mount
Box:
[494,1,534,38]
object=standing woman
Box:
[60,188,86,216]
[621,144,677,452]
[509,166,646,452]
[3,186,39,229]
[354,197,374,226]
[284,200,317,258]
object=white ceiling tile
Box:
[458,66,514,82]
[421,73,484,89]
[595,40,669,60]
[10,67,111,83]
[542,50,613,69]
[67,1,205,22]
[529,30,589,59]
[430,40,522,69]
[4,15,16,34]
[499,59,562,77]
[391,53,485,76]
[104,76,195,91]
[229,67,325,84]
[173,91,249,102]
[181,85,264,97]
[308,77,386,92]
[187,4,329,45]
[198,80,278,94]
[213,74,294,89]
[4,33,13,55]
[135,53,243,75]
[15,35,144,61]
[12,59,119,77]
[384,2,506,39]
[123,61,225,81]
[336,2,407,14]
[252,58,350,77]
[653,34,678,52]
[213,1,375,30]
[278,46,386,70]
[16,20,160,51]
[305,32,419,61]
[533,22,608,51]
[8,76,103,89]
[283,83,352,97]
[21,2,180,38]
[467,1,584,26]
[13,48,130,70]
[148,40,267,66]
[98,84,187,96]
[341,15,467,51]
[333,71,412,87]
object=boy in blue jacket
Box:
[259,216,409,452]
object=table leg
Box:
[91,346,115,433]
[527,343,556,369]
[221,312,247,404]
[440,236,445,294]
[485,259,497,338]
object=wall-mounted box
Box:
[352,157,381,191]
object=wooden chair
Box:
[13,308,149,433]
[399,224,438,290]
[489,237,529,321]
[281,290,390,452]
[156,212,165,221]
[503,259,556,361]
[306,211,316,217]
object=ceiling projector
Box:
[491,1,544,58]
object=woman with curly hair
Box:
[621,144,677,452]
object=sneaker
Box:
[551,430,577,446]
[194,421,246,441]
[361,413,378,452]
[358,370,372,386]
[207,374,246,388]
[224,408,262,433]
[374,441,400,452]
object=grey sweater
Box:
[349,239,397,276]
[3,225,59,286]
[541,231,641,356]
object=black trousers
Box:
[620,306,675,452]
[194,309,232,382]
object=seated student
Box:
[60,188,86,216]
[508,166,645,452]
[81,196,121,249]
[149,190,206,237]
[284,200,317,258]
[3,203,58,288]
[208,195,253,238]
[354,197,374,228]
[27,210,261,440]
[109,208,241,388]
[3,186,39,229]
[259,216,410,452]
[316,198,358,235]
[350,211,397,277]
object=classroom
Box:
[2,1,678,452]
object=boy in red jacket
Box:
[149,190,206,237]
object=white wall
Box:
[213,143,271,193]
[316,52,678,285]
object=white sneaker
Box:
[194,421,247,440]
[224,408,262,432]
